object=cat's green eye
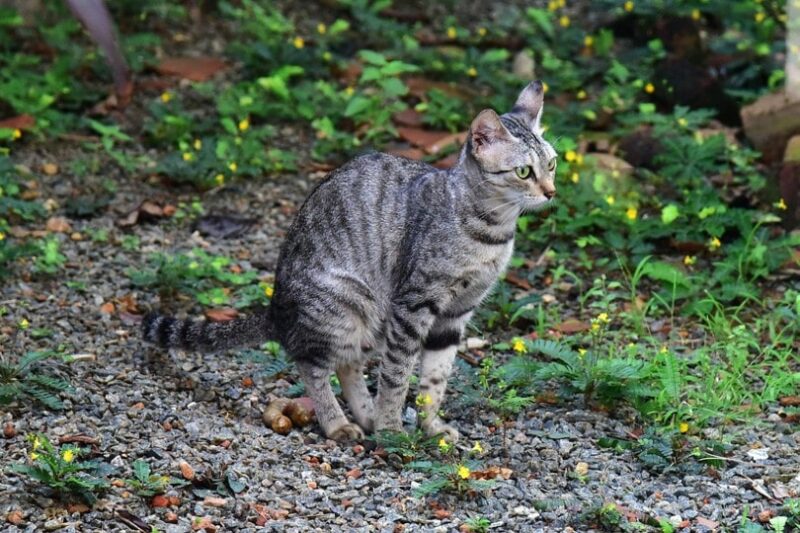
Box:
[547,158,557,172]
[514,166,532,179]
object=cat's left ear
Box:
[512,80,545,134]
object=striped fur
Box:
[142,81,557,442]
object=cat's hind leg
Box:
[337,361,374,432]
[296,361,364,441]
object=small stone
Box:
[165,512,178,523]
[574,462,589,476]
[179,460,195,480]
[6,510,24,525]
[3,422,16,439]
[42,163,58,175]
[203,496,227,508]
[46,216,71,233]
[669,515,683,527]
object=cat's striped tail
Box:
[141,306,274,352]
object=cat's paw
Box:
[423,420,460,443]
[329,422,365,442]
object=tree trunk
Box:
[789,0,800,100]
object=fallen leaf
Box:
[151,495,170,508]
[156,57,227,81]
[117,200,172,227]
[345,468,362,480]
[205,308,238,322]
[757,509,774,522]
[0,114,35,131]
[100,302,115,314]
[392,109,424,127]
[193,214,257,239]
[242,376,254,388]
[191,516,217,533]
[695,517,719,530]
[555,319,591,334]
[66,503,90,514]
[779,396,800,406]
[505,271,532,290]
[46,216,72,233]
[397,127,466,155]
[6,510,23,525]
[42,163,59,175]
[433,508,452,519]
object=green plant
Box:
[0,351,72,409]
[408,459,494,498]
[463,516,492,533]
[125,459,188,497]
[12,434,109,503]
[372,429,439,461]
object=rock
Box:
[741,90,800,162]
[6,510,24,525]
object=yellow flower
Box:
[19,318,29,329]
[61,449,75,463]
[182,152,193,162]
[570,172,580,183]
[584,35,594,47]
[477,27,487,37]
[565,150,577,162]
[597,312,610,323]
[557,0,565,7]
[644,83,655,94]
[447,27,457,39]
[293,36,305,49]
[264,285,274,298]
[691,8,701,20]
[238,118,250,131]
[228,162,238,172]
[193,139,202,150]
[322,51,332,62]
[345,86,355,96]
[317,23,327,34]
[677,117,688,127]
[416,393,433,406]
[578,348,587,356]
[679,422,689,433]
[659,345,669,354]
[626,207,637,220]
[575,153,584,165]
[542,82,549,93]
[624,1,634,12]
[30,452,39,461]
[775,198,787,210]
[160,91,172,103]
[457,465,471,479]
[605,195,615,205]
[708,236,721,251]
[754,11,765,23]
[471,441,483,453]
[438,438,450,452]
[214,174,225,186]
[559,15,570,27]
[548,1,558,11]
[512,338,526,354]
[0,232,4,241]
[683,255,696,266]
[591,322,600,332]
[33,436,41,449]
[12,129,22,140]
[577,90,587,100]
[467,67,478,77]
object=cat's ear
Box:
[469,109,513,155]
[512,80,545,134]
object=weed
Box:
[124,459,188,497]
[0,351,73,410]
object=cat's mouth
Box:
[522,195,556,212]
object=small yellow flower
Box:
[322,51,332,61]
[0,232,4,241]
[754,11,766,23]
[12,129,22,140]
[565,150,577,162]
[416,393,433,406]
[624,1,634,12]
[293,36,305,49]
[626,207,637,220]
[542,82,549,93]
[345,86,355,96]
[477,27,487,37]
[644,83,655,94]
[591,322,600,332]
[438,438,450,452]
[317,23,327,34]
[457,465,471,479]
[683,255,696,266]
[775,198,788,210]
[447,27,457,39]
[557,0,566,7]
[659,345,669,354]
[32,437,41,449]
[264,285,274,298]
[605,195,615,205]
[30,452,39,461]
[708,236,721,251]
[559,15,570,27]
[548,1,558,11]
[193,139,202,150]
[584,35,594,47]
[160,91,172,103]
[467,67,478,77]
[62,449,75,463]
[471,441,483,453]
[677,117,688,127]
[188,261,199,270]
[578,348,587,356]
[597,312,610,323]
[214,174,225,186]
[228,162,238,172]
[575,153,584,165]
[570,172,580,183]
[691,8,701,20]
[679,422,689,433]
[238,118,250,131]
[577,90,587,100]
[19,318,29,329]
[512,338,526,354]
[182,152,193,162]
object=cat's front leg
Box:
[373,306,434,433]
[417,312,471,442]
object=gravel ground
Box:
[1,141,799,533]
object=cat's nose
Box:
[544,188,556,199]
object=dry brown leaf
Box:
[42,163,59,175]
[779,396,800,406]
[190,516,217,533]
[345,468,362,479]
[99,302,115,314]
[0,114,35,131]
[46,216,72,233]
[695,517,720,530]
[505,271,532,290]
[555,319,591,334]
[156,57,227,81]
[392,109,424,127]
[205,308,238,322]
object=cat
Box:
[142,81,558,443]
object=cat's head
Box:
[466,81,557,211]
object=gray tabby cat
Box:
[142,81,557,442]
